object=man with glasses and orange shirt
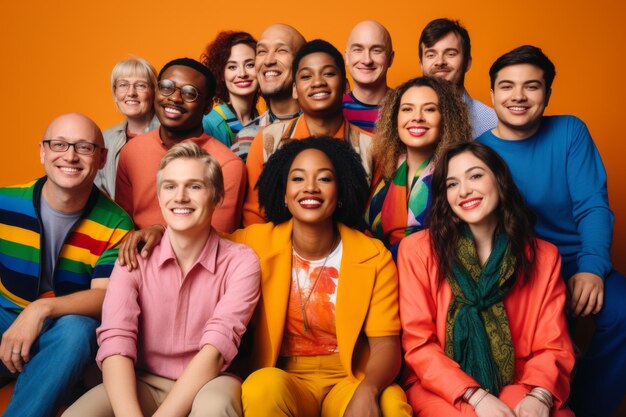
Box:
[115,58,246,264]
[0,113,133,417]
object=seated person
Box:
[115,57,246,237]
[228,137,412,416]
[243,39,375,226]
[398,142,574,416]
[200,31,259,148]
[0,113,133,417]
[476,45,626,417]
[95,57,160,198]
[365,76,471,259]
[63,143,260,417]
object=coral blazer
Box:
[228,220,400,378]
[397,231,574,411]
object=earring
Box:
[337,201,343,208]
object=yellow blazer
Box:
[228,220,400,379]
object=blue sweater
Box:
[477,115,614,280]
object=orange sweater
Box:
[116,129,246,233]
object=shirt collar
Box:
[155,227,220,274]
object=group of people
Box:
[0,16,623,417]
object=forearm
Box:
[31,286,106,320]
[153,344,224,417]
[360,336,401,396]
[102,355,143,417]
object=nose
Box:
[311,72,327,87]
[167,87,184,103]
[511,86,527,101]
[434,54,446,67]
[175,186,189,202]
[264,51,277,66]
[126,84,138,96]
[304,178,320,193]
[237,65,248,78]
[362,51,373,65]
[458,180,471,197]
[62,145,79,161]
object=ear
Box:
[545,88,552,108]
[490,88,495,107]
[465,56,472,73]
[388,50,395,68]
[40,142,45,165]
[98,147,108,170]
[292,82,298,100]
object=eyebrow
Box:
[497,79,543,85]
[298,64,339,73]
[289,167,335,173]
[399,101,438,106]
[446,166,485,180]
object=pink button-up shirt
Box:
[96,229,260,380]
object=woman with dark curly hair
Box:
[200,31,259,147]
[398,142,574,417]
[227,137,412,416]
[365,76,471,259]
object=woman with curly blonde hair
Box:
[365,76,472,259]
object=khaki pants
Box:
[242,354,411,417]
[62,370,242,417]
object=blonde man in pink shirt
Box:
[64,143,260,417]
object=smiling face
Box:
[420,32,469,87]
[113,74,154,121]
[158,158,215,236]
[345,21,393,89]
[446,151,500,234]
[255,25,303,98]
[397,86,442,160]
[285,148,338,228]
[293,52,344,118]
[40,113,106,199]
[491,63,549,139]
[155,65,209,139]
[224,43,258,100]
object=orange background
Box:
[1,0,625,272]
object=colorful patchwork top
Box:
[0,178,133,310]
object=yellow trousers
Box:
[242,354,412,417]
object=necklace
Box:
[292,233,338,333]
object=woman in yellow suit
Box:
[228,137,411,417]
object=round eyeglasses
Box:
[42,139,101,155]
[157,79,201,103]
[114,80,151,94]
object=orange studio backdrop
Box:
[1,0,625,272]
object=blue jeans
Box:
[567,269,626,417]
[0,308,98,417]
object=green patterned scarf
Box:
[444,227,516,395]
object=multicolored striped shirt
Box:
[0,178,133,311]
[342,92,381,133]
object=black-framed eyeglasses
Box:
[157,79,201,103]
[42,139,101,155]
[114,80,151,93]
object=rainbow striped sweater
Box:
[0,177,133,311]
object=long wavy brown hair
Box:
[429,142,537,283]
[373,76,472,179]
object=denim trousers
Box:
[567,269,626,417]
[0,308,98,417]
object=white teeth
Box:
[311,92,329,98]
[125,100,139,105]
[509,106,527,111]
[461,199,480,209]
[408,127,427,134]
[300,199,321,205]
[165,107,181,114]
[172,208,193,214]
[265,71,280,77]
[60,167,80,173]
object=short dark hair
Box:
[257,137,369,229]
[419,18,471,68]
[489,45,556,90]
[158,57,216,99]
[292,39,346,80]
[429,142,536,283]
[200,31,258,104]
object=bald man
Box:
[343,20,394,132]
[0,113,133,417]
[231,23,306,160]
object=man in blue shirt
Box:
[477,45,626,417]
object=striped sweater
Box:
[0,177,133,311]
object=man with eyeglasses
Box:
[115,58,246,264]
[0,113,133,416]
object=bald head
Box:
[345,20,394,94]
[255,24,306,100]
[44,113,104,148]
